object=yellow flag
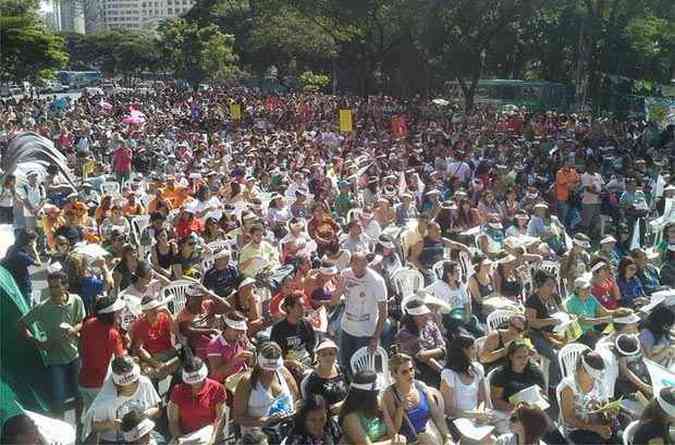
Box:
[339,109,352,133]
[229,103,241,120]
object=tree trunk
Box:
[574,11,592,112]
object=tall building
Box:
[57,0,86,33]
[90,0,196,31]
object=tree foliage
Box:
[0,1,68,82]
[156,18,239,87]
[62,31,161,79]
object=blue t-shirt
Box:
[1,248,35,295]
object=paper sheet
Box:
[453,418,494,442]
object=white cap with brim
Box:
[600,236,617,244]
[214,249,231,259]
[574,277,592,289]
[315,339,338,353]
[613,313,641,325]
[405,303,431,316]
[238,277,256,289]
[98,298,126,314]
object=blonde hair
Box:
[389,353,413,374]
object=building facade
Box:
[89,0,196,32]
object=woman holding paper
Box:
[559,351,616,444]
[382,353,453,445]
[168,357,227,445]
[525,270,564,389]
[490,341,546,415]
[440,334,494,422]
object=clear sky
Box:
[40,1,53,13]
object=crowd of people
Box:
[1,85,675,445]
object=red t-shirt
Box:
[170,379,226,434]
[79,318,126,388]
[132,312,173,354]
[112,147,132,173]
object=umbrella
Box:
[122,115,145,125]
[432,98,450,106]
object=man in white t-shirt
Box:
[332,250,388,378]
[580,161,605,239]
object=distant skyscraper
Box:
[89,0,196,32]
[58,0,85,33]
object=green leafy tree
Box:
[0,1,68,82]
[157,18,239,87]
[299,71,330,91]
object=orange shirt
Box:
[555,168,579,202]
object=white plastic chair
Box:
[130,214,150,246]
[623,420,639,445]
[200,254,217,279]
[539,260,563,297]
[391,267,425,302]
[458,251,473,284]
[100,181,120,196]
[557,342,590,380]
[347,208,359,223]
[350,346,391,388]
[432,259,451,280]
[160,280,194,316]
[486,309,516,332]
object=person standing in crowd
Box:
[554,158,580,226]
[1,229,41,305]
[0,174,16,224]
[333,251,389,379]
[112,143,133,185]
[18,271,85,422]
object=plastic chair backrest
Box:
[206,239,235,254]
[623,420,639,445]
[432,260,450,280]
[200,254,216,279]
[131,214,150,246]
[391,268,424,300]
[558,342,590,380]
[160,280,194,316]
[100,181,120,196]
[350,346,391,388]
[458,251,473,284]
[486,309,517,332]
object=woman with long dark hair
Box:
[232,342,299,432]
[490,341,546,416]
[440,334,493,420]
[286,395,342,445]
[339,369,403,445]
[496,403,552,445]
[640,306,675,366]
